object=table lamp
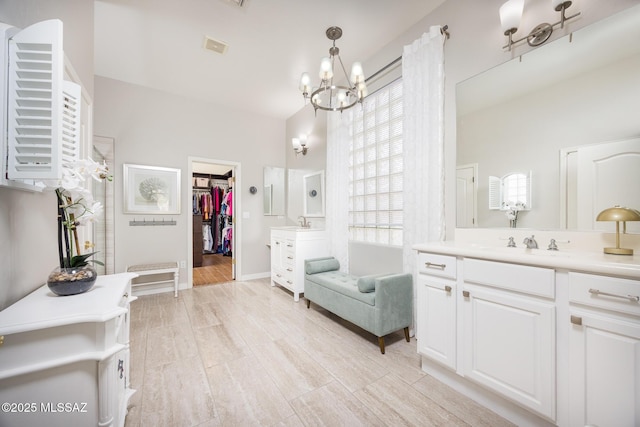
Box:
[596,205,640,255]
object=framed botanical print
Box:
[123,164,181,214]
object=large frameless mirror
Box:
[303,170,325,217]
[263,166,285,216]
[456,5,640,230]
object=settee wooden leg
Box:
[404,327,410,342]
[378,337,385,354]
[306,299,310,309]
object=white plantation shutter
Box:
[6,19,78,180]
[61,80,81,165]
[489,175,502,210]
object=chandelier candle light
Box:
[299,26,367,113]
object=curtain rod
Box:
[365,24,450,84]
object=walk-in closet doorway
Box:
[188,157,240,287]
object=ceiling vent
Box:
[203,36,228,54]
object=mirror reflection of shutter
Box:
[488,175,501,210]
[6,19,78,182]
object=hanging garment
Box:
[202,224,213,252]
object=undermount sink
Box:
[272,226,321,231]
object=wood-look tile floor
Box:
[124,279,515,427]
[193,254,233,286]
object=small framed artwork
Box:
[123,164,181,214]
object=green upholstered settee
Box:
[304,257,413,354]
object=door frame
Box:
[187,156,241,288]
[456,163,478,228]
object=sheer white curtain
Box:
[402,26,446,278]
[326,111,352,272]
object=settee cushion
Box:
[305,257,340,275]
[357,274,388,293]
[306,271,376,306]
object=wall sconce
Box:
[499,0,580,51]
[292,134,309,156]
[596,205,640,255]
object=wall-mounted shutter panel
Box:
[7,19,65,180]
[488,175,502,210]
[61,80,81,165]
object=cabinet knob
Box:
[462,290,470,298]
[570,315,583,326]
[444,285,452,293]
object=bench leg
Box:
[174,270,179,298]
[404,327,410,342]
[306,299,310,309]
[378,337,385,354]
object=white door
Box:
[456,164,477,227]
[576,138,640,232]
[417,276,457,370]
[568,309,640,427]
[462,286,556,420]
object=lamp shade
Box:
[299,72,311,93]
[350,62,364,84]
[319,57,333,80]
[499,0,524,33]
[596,206,640,222]
[551,0,571,10]
[292,138,300,149]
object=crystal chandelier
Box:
[299,26,367,113]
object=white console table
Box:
[0,273,138,427]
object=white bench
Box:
[126,262,179,297]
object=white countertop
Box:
[413,241,640,280]
[0,272,138,335]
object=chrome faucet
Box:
[523,235,538,249]
[298,216,310,228]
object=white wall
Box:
[93,76,285,280]
[285,104,327,224]
[285,0,639,275]
[0,0,94,310]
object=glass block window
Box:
[348,79,403,246]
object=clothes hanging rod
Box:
[365,24,450,84]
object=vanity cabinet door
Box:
[461,285,556,420]
[417,275,457,370]
[568,309,640,427]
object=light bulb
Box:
[357,82,368,99]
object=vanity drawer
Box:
[417,252,456,279]
[464,258,555,298]
[569,272,640,317]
